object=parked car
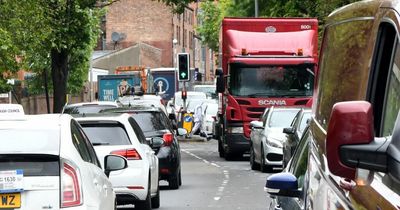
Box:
[282,108,311,167]
[63,101,120,114]
[266,1,400,209]
[103,106,187,189]
[249,107,300,172]
[267,125,310,210]
[0,104,126,210]
[76,113,160,209]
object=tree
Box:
[195,0,360,55]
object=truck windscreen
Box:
[228,63,314,97]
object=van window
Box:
[382,42,400,136]
[315,19,375,129]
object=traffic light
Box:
[177,53,190,81]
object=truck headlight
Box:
[227,127,243,134]
[266,138,283,148]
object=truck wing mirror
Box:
[216,68,224,93]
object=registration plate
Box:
[0,170,24,193]
[0,193,21,208]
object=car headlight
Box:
[266,138,283,148]
[227,127,243,134]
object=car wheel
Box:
[151,185,160,209]
[169,172,180,189]
[260,147,270,173]
[224,150,235,161]
[250,144,259,170]
[178,169,182,186]
[218,140,225,158]
[135,183,151,210]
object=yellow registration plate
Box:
[0,193,20,208]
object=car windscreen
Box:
[80,122,131,145]
[0,154,59,176]
[269,110,300,128]
[64,105,116,114]
[131,112,169,133]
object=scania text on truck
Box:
[215,18,318,160]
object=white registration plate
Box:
[0,170,24,193]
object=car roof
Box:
[65,101,119,107]
[0,114,72,155]
[74,112,130,121]
[103,105,162,113]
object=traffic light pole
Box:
[182,81,187,112]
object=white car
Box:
[193,84,216,99]
[201,102,218,136]
[116,95,168,115]
[63,101,120,114]
[76,113,160,209]
[250,107,300,172]
[166,91,207,116]
[0,104,126,210]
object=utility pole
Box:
[255,0,259,17]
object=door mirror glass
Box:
[104,155,128,177]
[177,128,188,136]
[151,137,164,148]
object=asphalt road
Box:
[157,139,272,210]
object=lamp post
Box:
[255,0,259,17]
[173,38,178,68]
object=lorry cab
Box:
[216,18,318,160]
[266,0,400,209]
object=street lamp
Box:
[173,38,178,68]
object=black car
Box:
[282,108,311,167]
[104,105,185,189]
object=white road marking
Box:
[214,197,221,201]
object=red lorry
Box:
[215,17,318,160]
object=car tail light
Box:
[61,162,82,208]
[111,149,142,160]
[163,133,174,146]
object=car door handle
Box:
[93,180,99,186]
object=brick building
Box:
[97,0,215,82]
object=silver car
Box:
[249,107,300,172]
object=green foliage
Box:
[0,0,104,97]
[197,1,222,51]
[154,0,196,13]
[196,0,360,53]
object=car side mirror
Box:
[326,101,376,180]
[177,128,188,136]
[150,137,164,148]
[250,121,263,129]
[216,68,224,93]
[265,172,301,197]
[283,127,295,135]
[104,155,128,177]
